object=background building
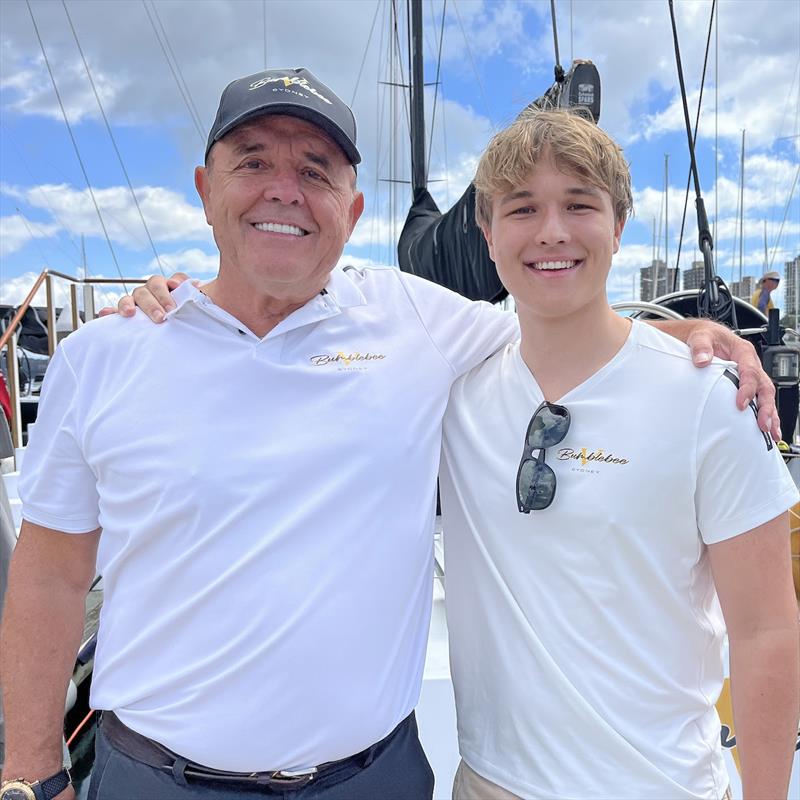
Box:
[682,261,705,291]
[782,255,799,328]
[731,275,756,302]
[640,259,678,301]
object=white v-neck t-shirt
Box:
[440,320,797,800]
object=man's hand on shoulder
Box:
[653,318,779,441]
[98,272,193,322]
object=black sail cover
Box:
[398,60,601,302]
[398,184,507,303]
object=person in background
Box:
[750,270,781,314]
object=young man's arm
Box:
[0,521,99,798]
[110,275,780,440]
[708,513,799,800]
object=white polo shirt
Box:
[20,265,517,771]
[440,320,798,800]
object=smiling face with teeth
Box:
[481,154,625,325]
[195,115,364,312]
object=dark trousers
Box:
[87,714,434,800]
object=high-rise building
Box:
[682,260,705,291]
[783,255,799,326]
[731,275,756,301]
[640,259,678,301]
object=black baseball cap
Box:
[205,67,361,166]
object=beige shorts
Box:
[451,759,733,800]
[452,760,522,800]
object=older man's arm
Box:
[0,521,99,798]
[653,318,779,439]
[109,274,780,440]
[708,513,800,800]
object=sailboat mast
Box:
[409,0,427,195]
[665,153,669,292]
[738,129,745,284]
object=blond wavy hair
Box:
[474,109,633,227]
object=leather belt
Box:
[100,710,410,790]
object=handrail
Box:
[0,270,148,352]
[0,269,147,452]
[0,270,48,353]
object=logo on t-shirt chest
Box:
[309,351,386,372]
[557,446,630,475]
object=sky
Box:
[1,0,798,311]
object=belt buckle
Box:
[267,767,318,787]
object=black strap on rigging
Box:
[667,0,737,328]
[550,0,565,84]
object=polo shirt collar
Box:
[323,265,367,310]
[163,266,367,337]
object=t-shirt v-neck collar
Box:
[512,319,639,404]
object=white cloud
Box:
[0,214,60,256]
[146,247,219,276]
[347,214,404,249]
[1,56,121,124]
[5,182,211,248]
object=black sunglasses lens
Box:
[517,460,557,511]
[527,403,570,450]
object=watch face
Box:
[0,784,36,800]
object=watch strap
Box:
[33,770,70,800]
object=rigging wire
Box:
[370,0,389,264]
[451,0,491,120]
[768,163,799,269]
[25,0,128,290]
[14,207,67,273]
[713,2,718,247]
[149,1,204,133]
[141,0,205,143]
[667,0,735,325]
[769,58,799,233]
[12,204,83,271]
[350,0,382,107]
[737,130,744,284]
[390,0,412,142]
[731,131,744,283]
[2,127,83,262]
[426,0,447,177]
[62,0,165,276]
[390,0,411,260]
[149,1,204,132]
[672,0,715,290]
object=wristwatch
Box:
[0,770,71,800]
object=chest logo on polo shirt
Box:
[309,351,386,372]
[557,447,630,475]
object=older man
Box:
[0,68,778,800]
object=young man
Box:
[440,111,799,800]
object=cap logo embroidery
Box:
[248,75,333,105]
